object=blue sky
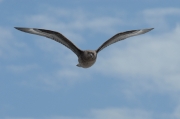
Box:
[1,0,180,119]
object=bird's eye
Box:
[90,53,93,57]
[87,52,94,58]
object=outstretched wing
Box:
[96,28,154,53]
[15,27,82,57]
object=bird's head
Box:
[84,50,96,60]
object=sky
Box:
[0,0,180,119]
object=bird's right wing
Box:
[96,28,154,53]
[15,27,82,57]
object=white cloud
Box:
[143,8,180,17]
[4,6,180,119]
[90,108,152,119]
[95,24,180,95]
[0,27,32,59]
[24,8,122,35]
[16,7,180,94]
[15,8,123,90]
[53,108,152,119]
[8,106,180,119]
[0,27,13,58]
[4,108,153,119]
[143,8,180,31]
[173,103,180,119]
[6,64,38,73]
[20,66,92,91]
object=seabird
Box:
[15,27,153,68]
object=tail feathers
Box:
[76,64,81,67]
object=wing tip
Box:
[144,28,154,32]
[140,28,154,34]
[148,28,154,31]
[14,27,24,29]
[14,27,33,33]
[14,27,26,31]
[14,27,20,30]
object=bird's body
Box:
[77,50,97,68]
[15,27,153,68]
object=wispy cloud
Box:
[5,105,180,119]
[15,7,180,94]
[143,8,180,17]
[90,108,152,119]
[173,103,180,119]
[0,27,13,58]
[95,24,180,95]
[0,27,32,59]
[3,5,180,119]
[143,8,180,31]
[6,64,39,73]
[3,107,153,119]
[24,8,123,35]
[14,8,124,91]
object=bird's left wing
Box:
[15,27,82,57]
[96,28,154,53]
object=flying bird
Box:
[15,27,153,68]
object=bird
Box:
[15,27,154,68]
